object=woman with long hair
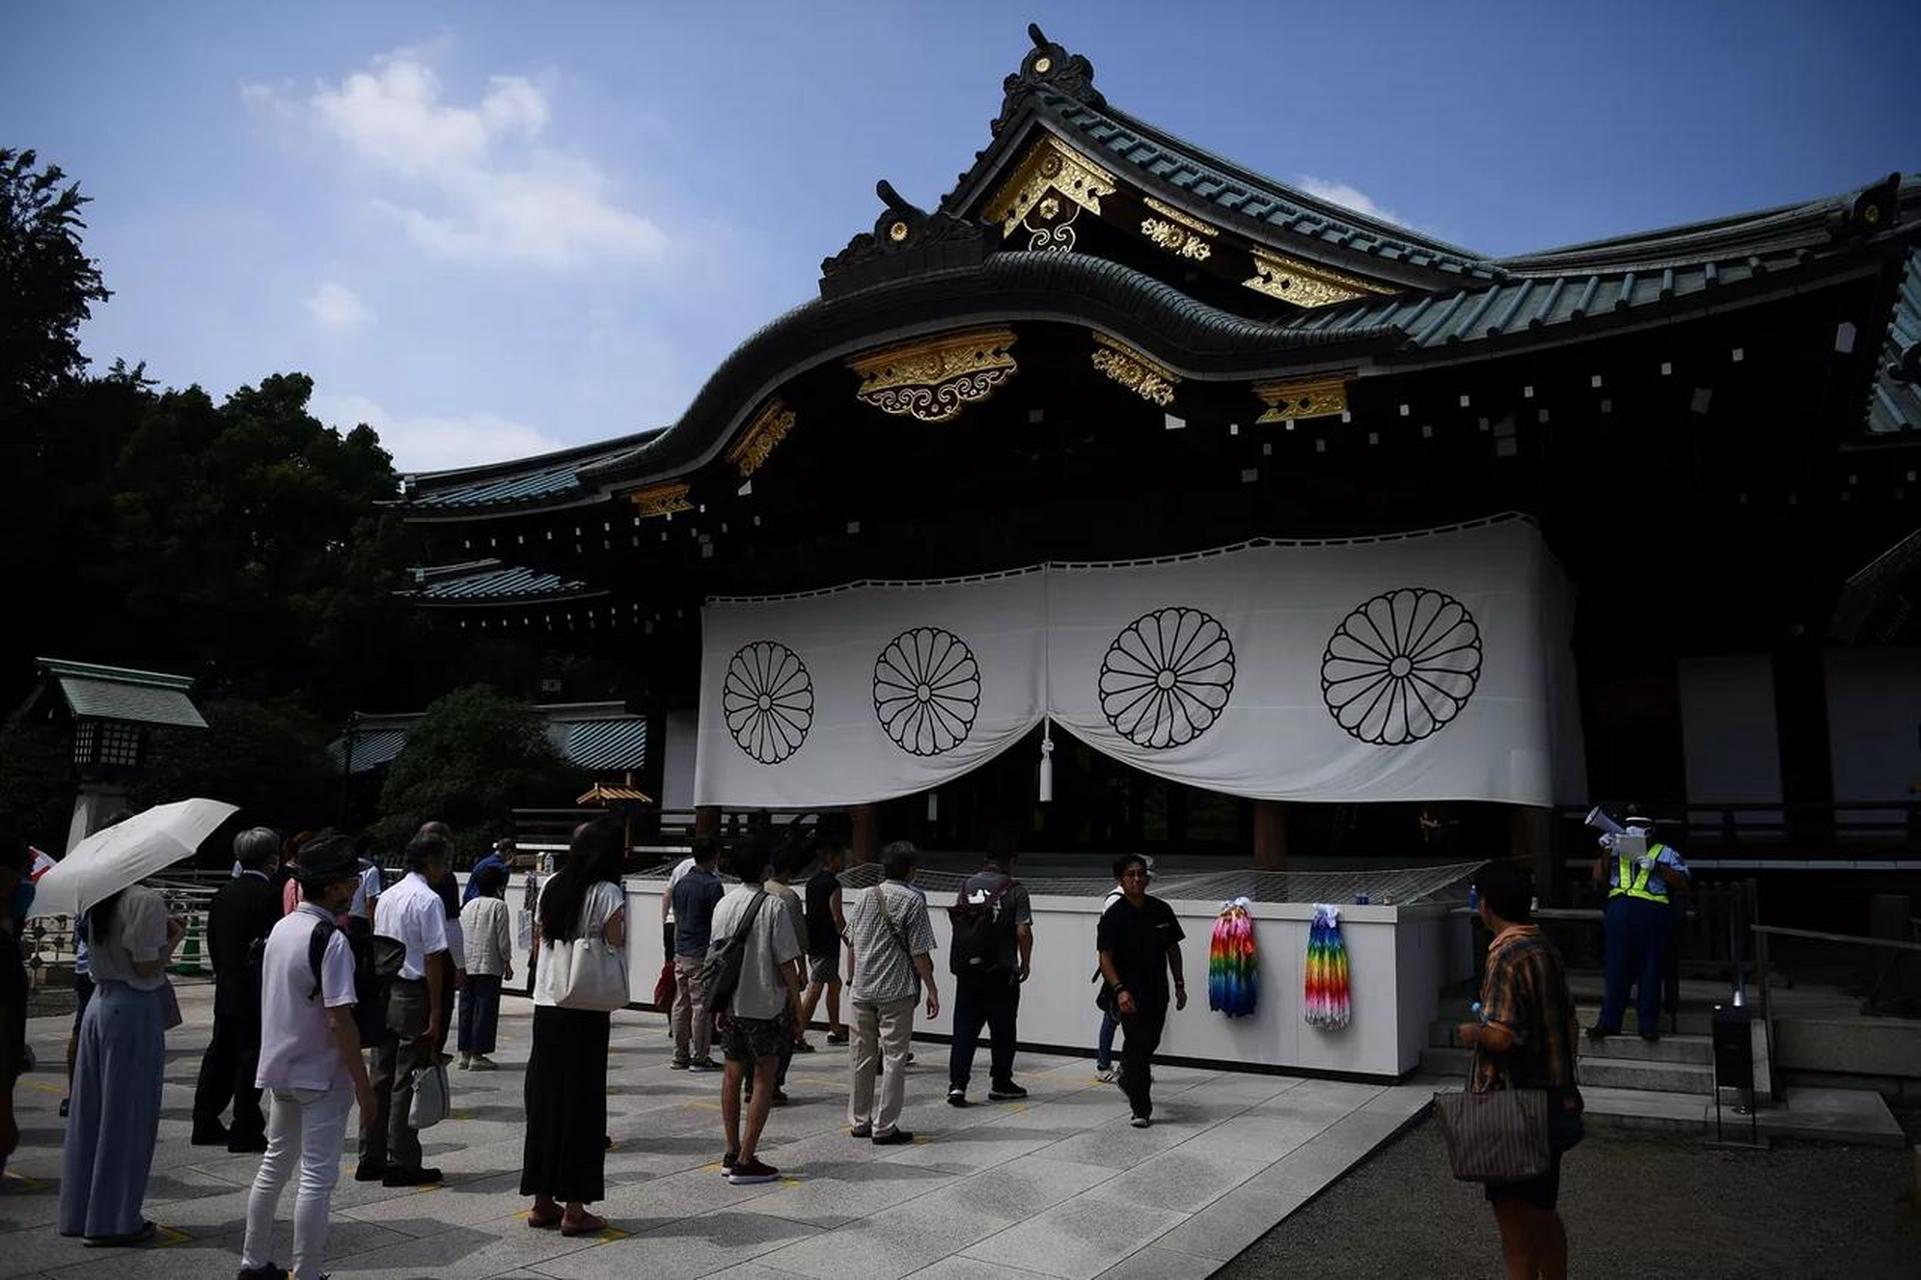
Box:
[521,821,626,1235]
[60,874,184,1245]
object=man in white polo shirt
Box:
[237,832,375,1280]
[359,831,451,1187]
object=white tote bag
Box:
[408,1057,451,1129]
[547,884,630,1012]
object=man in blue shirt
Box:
[670,836,726,1070]
[1589,814,1689,1044]
[463,838,514,905]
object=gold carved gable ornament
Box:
[982,135,1115,253]
[1090,334,1180,407]
[849,327,1019,423]
[1244,250,1395,309]
[1253,373,1352,423]
[626,480,693,518]
[726,400,797,477]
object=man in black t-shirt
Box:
[799,841,848,1047]
[1095,853,1187,1127]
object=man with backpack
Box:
[946,839,1031,1107]
[704,840,802,1186]
[236,832,377,1280]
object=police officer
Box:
[1588,813,1688,1044]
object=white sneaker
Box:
[469,1055,498,1071]
[1095,1067,1117,1083]
[456,1054,471,1070]
[1129,1114,1151,1129]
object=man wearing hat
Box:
[237,831,376,1280]
[1589,812,1690,1044]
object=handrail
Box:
[1750,924,1921,954]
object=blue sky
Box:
[6,1,1917,472]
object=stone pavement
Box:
[0,982,1432,1278]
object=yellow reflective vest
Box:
[1610,843,1674,904]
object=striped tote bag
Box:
[1434,1058,1553,1183]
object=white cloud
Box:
[1294,175,1414,231]
[250,48,666,268]
[315,392,566,471]
[307,281,370,332]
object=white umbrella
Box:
[31,798,239,919]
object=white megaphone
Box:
[1584,806,1626,838]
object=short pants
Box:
[719,1012,790,1064]
[807,953,839,985]
[1484,1150,1563,1210]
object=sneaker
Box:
[1129,1114,1151,1129]
[947,1087,969,1108]
[1095,1067,1117,1083]
[728,1156,781,1185]
[381,1166,443,1188]
[825,1030,849,1046]
[456,1054,471,1070]
[771,1089,790,1107]
[83,1220,156,1248]
[793,1039,816,1054]
[1584,1024,1609,1044]
[988,1081,1027,1101]
[849,1123,872,1139]
[720,1151,738,1177]
[470,1055,498,1071]
[687,1057,721,1072]
[237,1263,289,1280]
[670,1058,690,1071]
[58,1097,69,1119]
[871,1128,914,1146]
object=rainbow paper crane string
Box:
[1207,897,1259,1018]
[1304,903,1351,1030]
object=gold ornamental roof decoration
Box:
[726,399,797,478]
[1140,197,1217,262]
[1090,333,1180,407]
[1253,373,1353,423]
[849,327,1019,423]
[626,480,694,518]
[1244,249,1396,309]
[982,135,1116,252]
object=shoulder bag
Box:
[548,883,630,1012]
[699,890,768,1012]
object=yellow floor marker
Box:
[154,1224,192,1247]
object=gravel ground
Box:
[1218,1117,1920,1280]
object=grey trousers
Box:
[364,978,434,1171]
[60,982,165,1239]
[848,995,916,1136]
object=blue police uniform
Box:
[1595,836,1688,1038]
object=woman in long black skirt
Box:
[521,821,627,1235]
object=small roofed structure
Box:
[331,700,649,777]
[19,658,208,851]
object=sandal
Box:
[560,1211,608,1237]
[526,1207,562,1231]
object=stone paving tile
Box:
[910,1258,1063,1279]
[1092,1244,1211,1278]
[959,1195,1190,1280]
[1148,1182,1315,1263]
[533,1207,822,1280]
[1079,1148,1269,1215]
[937,1154,1117,1223]
[753,1193,1017,1280]
[736,1156,962,1229]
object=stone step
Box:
[1418,1046,1718,1095]
[1438,992,1720,1037]
[1424,1019,1711,1064]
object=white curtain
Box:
[693,517,1578,809]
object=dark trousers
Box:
[458,974,503,1055]
[364,978,434,1172]
[948,970,1021,1091]
[192,1001,264,1143]
[1599,895,1669,1034]
[1118,1001,1167,1120]
[1096,1009,1119,1070]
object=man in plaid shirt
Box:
[1456,859,1580,1280]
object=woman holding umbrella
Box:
[39,798,235,1247]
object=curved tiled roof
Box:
[404,560,606,606]
[402,429,663,511]
[1868,244,1921,436]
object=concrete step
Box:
[1425,1019,1712,1065]
[1426,1081,1908,1148]
[1440,993,1717,1036]
[1419,1046,1718,1095]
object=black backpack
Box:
[699,891,767,1013]
[948,880,1017,976]
[307,919,406,1048]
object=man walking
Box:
[946,840,1031,1107]
[193,826,283,1152]
[1456,858,1580,1280]
[846,842,939,1145]
[799,834,848,1047]
[670,836,726,1071]
[1096,854,1186,1128]
[237,833,377,1280]
[711,840,803,1185]
[358,831,451,1186]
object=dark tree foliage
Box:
[0,149,109,415]
[0,721,75,855]
[130,698,339,839]
[374,685,575,859]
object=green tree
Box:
[130,698,339,849]
[0,148,109,417]
[374,686,573,860]
[0,720,75,855]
